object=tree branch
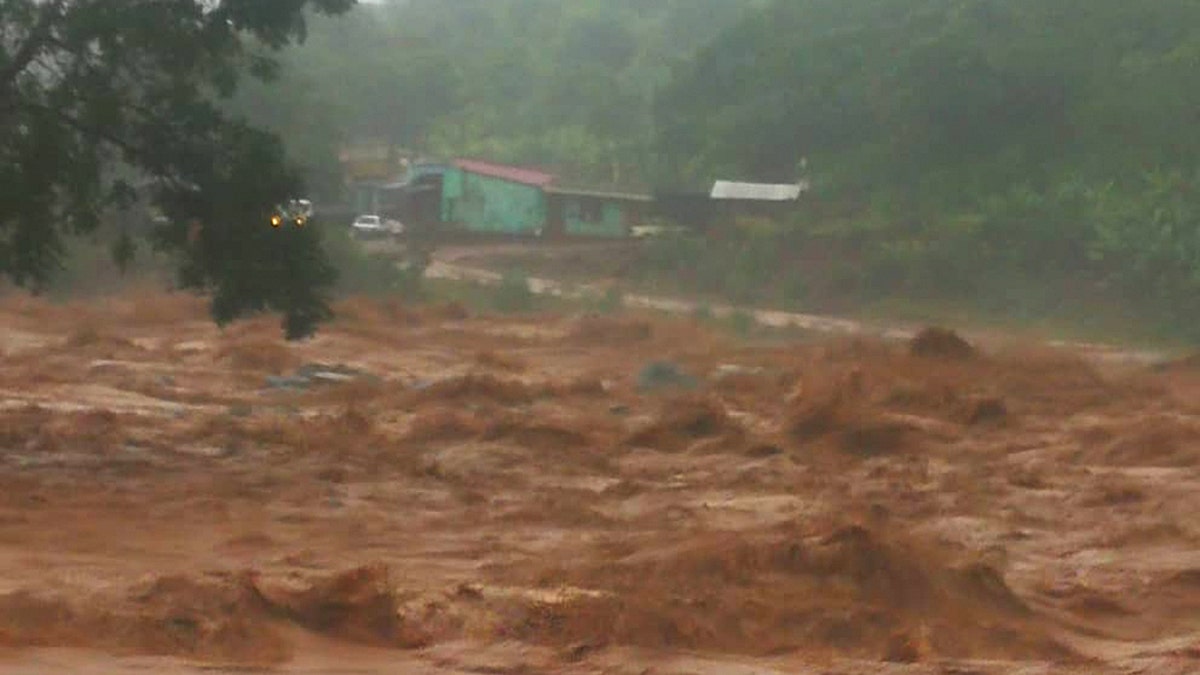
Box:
[0,0,66,89]
[19,98,146,163]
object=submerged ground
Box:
[0,288,1198,674]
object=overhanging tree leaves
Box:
[0,0,354,339]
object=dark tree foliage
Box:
[348,0,758,184]
[0,0,354,339]
[657,0,1200,188]
[652,0,1200,335]
[224,0,761,193]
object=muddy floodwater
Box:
[0,289,1198,674]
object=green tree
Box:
[655,0,1199,189]
[375,0,759,183]
[226,0,759,187]
[651,0,1200,335]
[1,0,355,339]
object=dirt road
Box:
[1,289,1199,673]
[425,242,1169,367]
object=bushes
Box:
[635,231,786,303]
[491,271,536,313]
[637,232,711,281]
[320,225,425,301]
[1089,168,1200,336]
[624,170,1200,344]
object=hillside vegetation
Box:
[228,0,762,195]
[652,0,1200,339]
[233,0,1200,342]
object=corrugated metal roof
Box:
[453,159,557,187]
[544,182,652,202]
[710,180,809,201]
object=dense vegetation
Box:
[651,0,1200,338]
[7,0,1200,341]
[230,0,1200,340]
[1,0,354,338]
[228,0,763,194]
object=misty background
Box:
[225,0,1200,342]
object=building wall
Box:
[554,195,636,238]
[350,185,380,215]
[441,168,546,235]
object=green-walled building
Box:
[441,159,554,236]
[383,158,651,239]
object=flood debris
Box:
[636,361,698,391]
[625,394,745,452]
[264,362,378,391]
[568,315,653,344]
[910,327,976,359]
[412,373,534,405]
[710,363,767,380]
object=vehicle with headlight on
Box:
[270,199,311,228]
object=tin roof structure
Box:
[710,180,810,201]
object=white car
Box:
[351,214,402,238]
[631,224,686,238]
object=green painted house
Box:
[405,159,649,239]
[440,159,553,236]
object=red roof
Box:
[453,158,557,187]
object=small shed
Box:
[710,180,808,201]
[708,179,810,223]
